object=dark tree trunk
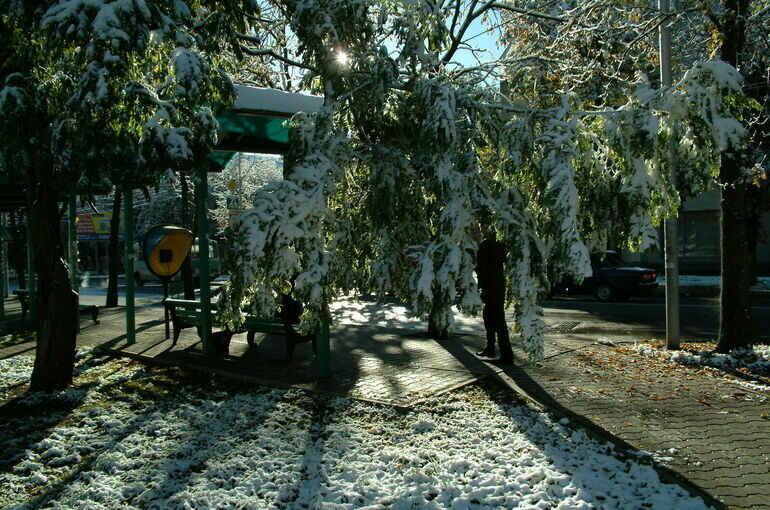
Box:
[105,190,122,307]
[427,301,450,339]
[717,168,753,351]
[179,174,195,300]
[715,0,753,353]
[9,211,25,289]
[746,205,759,286]
[26,161,78,392]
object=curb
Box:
[652,286,770,299]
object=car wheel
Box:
[134,272,144,287]
[595,283,614,301]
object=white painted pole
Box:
[660,0,680,349]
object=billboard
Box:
[77,213,124,241]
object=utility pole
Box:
[659,0,680,349]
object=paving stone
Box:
[508,337,770,510]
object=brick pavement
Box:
[2,296,768,507]
[502,334,770,510]
[1,298,492,406]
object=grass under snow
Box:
[0,347,711,509]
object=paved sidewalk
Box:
[502,334,770,510]
[2,297,768,508]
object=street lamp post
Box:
[659,0,680,350]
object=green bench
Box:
[13,289,100,324]
[163,298,316,360]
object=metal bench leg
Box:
[173,322,182,344]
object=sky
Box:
[452,11,507,68]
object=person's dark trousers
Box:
[482,301,513,361]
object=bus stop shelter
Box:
[1,86,332,377]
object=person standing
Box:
[475,229,514,364]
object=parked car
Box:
[549,250,658,301]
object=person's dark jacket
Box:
[476,235,506,304]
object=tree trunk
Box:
[746,207,758,286]
[716,173,753,351]
[27,163,78,392]
[180,174,195,299]
[9,211,25,289]
[715,0,752,353]
[105,190,122,307]
[427,301,450,339]
[96,243,103,274]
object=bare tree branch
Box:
[238,45,319,73]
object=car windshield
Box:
[603,252,626,267]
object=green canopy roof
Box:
[207,111,291,170]
[207,86,323,171]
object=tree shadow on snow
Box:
[479,364,721,508]
[0,352,122,475]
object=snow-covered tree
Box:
[217,0,750,360]
[0,0,258,391]
[497,0,769,351]
[134,175,190,239]
[209,154,284,232]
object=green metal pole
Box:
[26,212,37,327]
[1,213,7,298]
[0,213,5,321]
[68,193,79,332]
[196,167,212,356]
[124,185,135,344]
[316,314,330,378]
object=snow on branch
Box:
[217,109,343,333]
[211,0,749,362]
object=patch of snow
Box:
[329,297,483,334]
[0,353,34,400]
[725,379,770,393]
[635,343,770,372]
[657,275,770,290]
[0,352,711,509]
[633,343,770,391]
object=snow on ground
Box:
[657,275,770,290]
[330,296,483,334]
[0,354,35,401]
[634,343,770,392]
[0,351,711,509]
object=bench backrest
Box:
[163,298,316,337]
[13,289,29,304]
[163,299,220,327]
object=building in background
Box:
[624,190,770,275]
